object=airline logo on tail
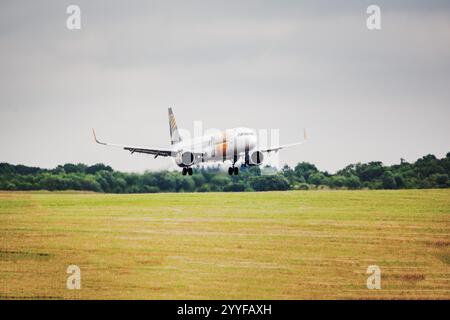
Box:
[168,107,182,145]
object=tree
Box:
[281,165,297,184]
[382,171,397,189]
[124,173,141,190]
[356,162,385,182]
[210,175,231,190]
[141,172,157,188]
[308,172,326,186]
[192,174,206,188]
[15,164,42,175]
[337,164,357,177]
[81,175,102,192]
[86,163,113,175]
[224,182,246,192]
[250,175,290,191]
[113,176,127,193]
[198,184,211,192]
[294,162,318,180]
[345,175,361,189]
[154,172,177,191]
[63,163,86,174]
[296,183,309,190]
[39,174,68,191]
[4,182,16,190]
[430,173,448,188]
[144,186,160,193]
[1,151,450,193]
[394,174,405,189]
[95,170,116,192]
[415,154,445,178]
[0,163,15,175]
[330,175,346,188]
[181,177,195,192]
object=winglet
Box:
[92,129,106,145]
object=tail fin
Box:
[168,107,182,145]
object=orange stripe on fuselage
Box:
[215,142,228,158]
[222,142,227,157]
[213,131,229,160]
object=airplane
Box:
[93,108,307,175]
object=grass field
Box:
[0,189,449,299]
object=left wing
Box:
[259,129,308,153]
[92,129,174,158]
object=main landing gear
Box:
[228,166,239,175]
[182,167,193,176]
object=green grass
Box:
[0,189,449,299]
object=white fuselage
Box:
[172,127,257,166]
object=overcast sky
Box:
[1,0,449,173]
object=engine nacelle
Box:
[176,151,194,167]
[247,151,264,166]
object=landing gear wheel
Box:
[228,167,233,175]
[182,168,187,175]
[233,167,239,175]
[187,167,193,175]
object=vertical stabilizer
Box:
[168,107,182,145]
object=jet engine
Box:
[246,150,264,166]
[176,151,194,167]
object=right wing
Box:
[92,129,175,158]
[259,129,308,153]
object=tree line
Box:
[0,152,449,193]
